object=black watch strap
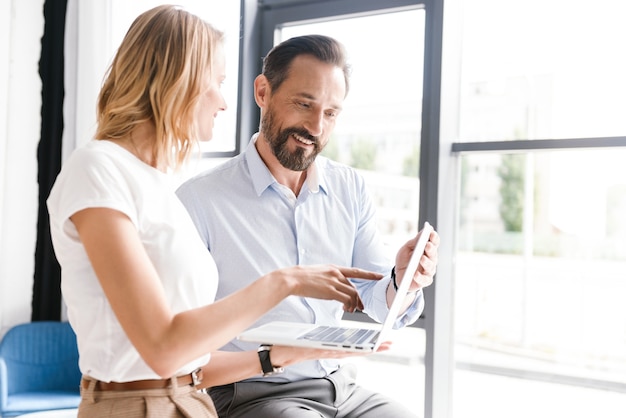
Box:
[391,266,418,295]
[257,344,284,377]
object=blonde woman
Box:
[47,6,383,417]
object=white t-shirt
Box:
[47,139,217,382]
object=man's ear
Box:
[254,74,270,107]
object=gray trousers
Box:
[208,364,419,418]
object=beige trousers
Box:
[79,376,217,418]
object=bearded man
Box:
[177,34,439,418]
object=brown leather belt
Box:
[81,368,203,391]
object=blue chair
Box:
[0,321,81,417]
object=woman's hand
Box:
[272,265,383,312]
[269,341,392,368]
[199,342,392,388]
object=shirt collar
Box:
[245,134,274,196]
[245,134,328,196]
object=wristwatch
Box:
[257,344,285,377]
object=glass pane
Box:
[458,0,626,142]
[280,9,425,253]
[278,9,426,413]
[454,148,626,417]
[110,0,240,153]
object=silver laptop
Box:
[238,221,434,353]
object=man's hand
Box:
[394,226,440,292]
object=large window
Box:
[276,8,428,412]
[457,0,626,142]
[259,2,429,413]
[68,1,626,416]
[280,10,425,252]
[446,0,626,417]
[257,0,626,417]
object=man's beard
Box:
[261,106,322,171]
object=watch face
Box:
[262,365,285,377]
[272,366,285,375]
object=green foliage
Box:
[402,144,420,177]
[498,154,525,232]
[350,138,377,170]
[321,137,340,161]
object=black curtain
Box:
[32,0,67,321]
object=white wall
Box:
[63,0,112,158]
[0,0,45,336]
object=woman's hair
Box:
[262,34,351,96]
[95,5,224,169]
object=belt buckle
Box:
[191,368,202,386]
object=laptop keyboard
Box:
[298,326,380,345]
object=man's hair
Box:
[95,5,224,169]
[262,34,351,96]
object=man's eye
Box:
[298,102,310,109]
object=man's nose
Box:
[303,111,324,137]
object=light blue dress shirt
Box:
[177,135,423,382]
